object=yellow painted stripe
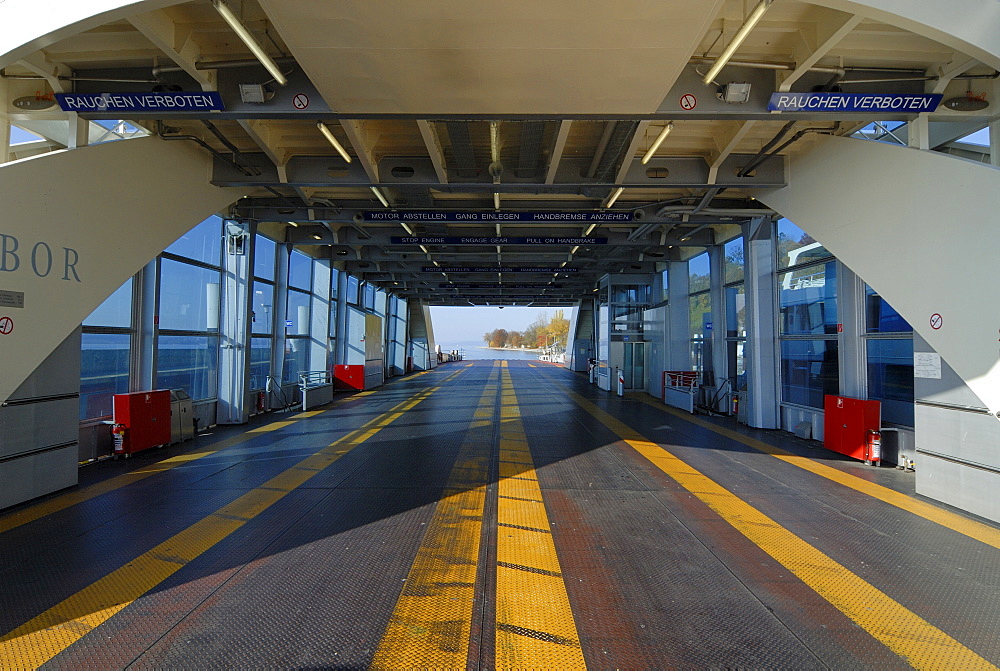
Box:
[571,391,995,670]
[373,362,499,668]
[0,380,451,669]
[290,410,324,419]
[248,420,296,433]
[632,394,1000,551]
[496,362,585,669]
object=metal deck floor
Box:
[2,360,999,669]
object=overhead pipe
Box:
[151,56,297,79]
[156,120,259,177]
[737,122,840,177]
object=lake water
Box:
[437,342,543,361]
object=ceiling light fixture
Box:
[419,245,429,253]
[702,0,773,85]
[400,222,414,235]
[287,221,298,227]
[571,245,580,254]
[317,122,352,163]
[641,122,674,164]
[311,233,322,240]
[211,0,288,86]
[603,186,625,209]
[493,192,500,210]
[584,223,598,236]
[370,186,390,208]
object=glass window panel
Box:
[159,259,221,332]
[688,292,712,339]
[688,253,710,293]
[329,301,338,338]
[777,218,830,269]
[286,288,310,335]
[375,289,387,316]
[661,269,669,303]
[156,334,219,401]
[330,268,340,299]
[251,281,274,335]
[779,261,837,335]
[866,338,914,426]
[84,278,132,328]
[724,237,744,284]
[165,216,222,265]
[780,339,839,408]
[865,285,911,333]
[725,283,746,338]
[254,235,276,281]
[80,333,130,419]
[727,340,747,391]
[346,275,360,305]
[288,250,312,290]
[283,337,310,383]
[363,283,377,311]
[249,337,271,390]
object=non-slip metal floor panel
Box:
[2,361,999,669]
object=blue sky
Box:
[9,125,43,144]
[430,306,557,345]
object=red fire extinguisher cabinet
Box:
[113,390,172,455]
[823,395,880,462]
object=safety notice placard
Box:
[0,290,24,308]
[914,352,942,379]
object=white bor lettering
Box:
[0,234,81,281]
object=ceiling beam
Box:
[340,119,380,182]
[545,120,572,185]
[779,11,863,92]
[128,9,216,91]
[417,120,448,184]
[707,120,756,184]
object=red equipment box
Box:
[823,395,881,463]
[334,364,365,391]
[112,390,171,456]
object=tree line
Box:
[483,310,570,349]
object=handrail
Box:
[297,370,332,389]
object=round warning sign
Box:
[292,93,310,110]
[0,316,13,335]
[680,93,697,110]
[930,313,943,330]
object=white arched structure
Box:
[0,137,243,404]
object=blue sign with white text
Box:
[768,92,942,113]
[55,92,225,113]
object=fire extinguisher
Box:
[257,391,266,413]
[866,429,882,466]
[731,394,739,416]
[111,423,127,454]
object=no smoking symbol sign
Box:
[292,93,309,110]
[680,93,697,110]
[930,313,943,330]
[0,316,13,335]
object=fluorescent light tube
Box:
[604,186,625,209]
[211,0,288,86]
[641,123,674,164]
[370,186,389,207]
[702,0,773,85]
[401,222,414,235]
[317,122,352,163]
[584,223,597,236]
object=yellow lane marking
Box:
[373,362,499,668]
[290,411,324,419]
[0,376,459,669]
[632,394,1000,551]
[0,395,366,534]
[571,391,995,670]
[248,420,296,433]
[528,364,537,368]
[496,362,585,669]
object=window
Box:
[688,252,710,293]
[81,278,133,419]
[660,268,669,303]
[288,250,312,290]
[687,252,712,375]
[251,282,275,335]
[159,259,221,332]
[346,275,360,305]
[363,282,377,311]
[250,337,272,390]
[723,237,744,285]
[780,340,839,409]
[254,234,276,281]
[777,219,837,409]
[80,332,130,419]
[165,216,221,266]
[864,285,913,426]
[779,261,837,335]
[777,218,828,270]
[157,335,218,400]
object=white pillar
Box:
[744,218,779,429]
[217,221,253,424]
